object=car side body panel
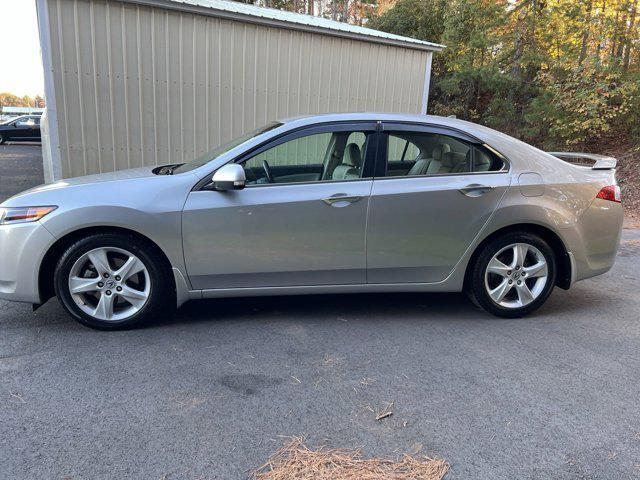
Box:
[366,172,511,283]
[182,180,373,289]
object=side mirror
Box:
[211,164,246,191]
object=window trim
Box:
[376,122,510,179]
[195,121,379,190]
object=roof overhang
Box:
[117,0,445,53]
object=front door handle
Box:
[322,194,363,207]
[458,184,495,197]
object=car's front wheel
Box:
[467,232,556,318]
[0,134,6,144]
[54,233,174,329]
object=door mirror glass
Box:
[211,164,246,191]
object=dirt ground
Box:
[604,146,639,219]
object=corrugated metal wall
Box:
[44,0,429,178]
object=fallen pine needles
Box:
[250,437,449,480]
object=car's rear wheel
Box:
[54,233,174,329]
[0,134,5,144]
[467,232,556,318]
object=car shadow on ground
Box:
[147,286,608,330]
[165,291,475,325]
[24,278,612,332]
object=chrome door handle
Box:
[322,194,363,207]
[458,184,495,197]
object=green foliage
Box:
[369,0,640,149]
[0,93,45,108]
[367,0,447,43]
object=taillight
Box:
[596,185,621,203]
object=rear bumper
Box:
[570,199,624,283]
[0,222,54,303]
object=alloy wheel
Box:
[68,247,151,321]
[484,242,549,309]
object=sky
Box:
[0,0,45,97]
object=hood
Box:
[11,167,159,197]
[1,166,166,206]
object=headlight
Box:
[0,206,57,225]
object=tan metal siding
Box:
[46,0,429,177]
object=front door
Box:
[182,123,377,290]
[366,124,511,284]
[14,117,38,139]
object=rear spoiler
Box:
[548,152,617,170]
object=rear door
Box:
[366,123,511,284]
[29,116,42,140]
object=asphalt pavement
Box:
[0,143,44,200]
[1,144,639,479]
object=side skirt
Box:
[189,281,462,300]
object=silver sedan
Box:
[0,114,623,329]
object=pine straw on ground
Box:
[250,437,450,480]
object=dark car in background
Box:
[0,115,42,144]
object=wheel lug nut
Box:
[116,286,122,292]
[103,273,110,278]
[515,266,520,270]
[507,271,512,275]
[508,280,513,284]
[115,276,121,281]
[98,282,104,288]
[517,280,522,285]
[106,290,112,295]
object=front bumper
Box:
[0,222,54,303]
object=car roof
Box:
[279,112,509,142]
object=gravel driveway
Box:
[1,144,639,479]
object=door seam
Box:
[364,179,374,283]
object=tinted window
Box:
[241,129,374,185]
[383,132,503,177]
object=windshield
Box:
[172,121,282,174]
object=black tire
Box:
[54,233,175,330]
[0,134,5,145]
[467,232,556,318]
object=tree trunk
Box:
[616,2,629,58]
[578,0,593,65]
[342,0,349,22]
[623,0,638,70]
[307,0,313,16]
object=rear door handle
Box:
[458,184,495,197]
[322,194,363,207]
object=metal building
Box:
[36,0,443,181]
